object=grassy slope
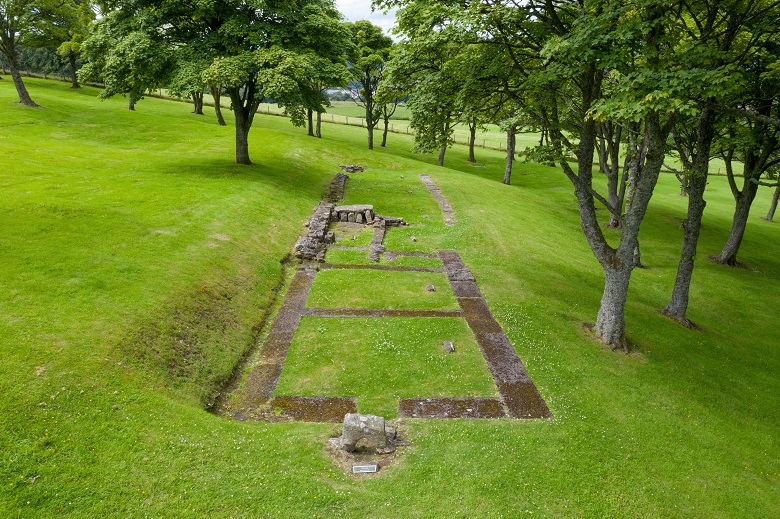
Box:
[1,77,778,518]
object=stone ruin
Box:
[333,204,375,224]
[339,165,364,173]
[293,201,407,262]
[330,413,397,454]
[293,202,336,262]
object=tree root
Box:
[708,254,749,269]
[582,323,630,353]
[659,309,697,329]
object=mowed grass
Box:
[306,269,458,310]
[1,77,779,518]
[276,317,497,417]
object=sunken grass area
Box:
[306,269,458,310]
[276,317,497,417]
[324,246,445,268]
[2,77,779,517]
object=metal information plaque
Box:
[352,463,378,473]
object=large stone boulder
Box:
[340,413,387,452]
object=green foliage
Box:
[79,11,173,103]
[0,0,92,101]
[54,1,94,60]
[346,20,393,131]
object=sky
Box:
[335,0,398,37]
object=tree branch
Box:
[725,106,780,128]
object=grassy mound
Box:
[1,77,778,517]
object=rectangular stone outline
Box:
[236,251,551,422]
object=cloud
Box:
[335,0,398,37]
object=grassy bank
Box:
[1,77,778,517]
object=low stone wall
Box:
[293,202,335,261]
[326,173,349,203]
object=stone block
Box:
[341,413,387,452]
[334,204,373,213]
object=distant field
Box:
[1,76,777,518]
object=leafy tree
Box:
[167,55,209,115]
[713,44,780,266]
[375,80,404,147]
[299,14,351,138]
[81,0,347,164]
[55,0,94,88]
[0,0,86,106]
[660,0,780,326]
[305,56,351,138]
[346,20,393,150]
[79,10,173,110]
[386,29,465,166]
[165,50,228,125]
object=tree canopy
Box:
[80,0,350,164]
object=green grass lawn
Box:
[1,77,778,518]
[276,317,497,417]
[306,269,458,310]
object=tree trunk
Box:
[437,120,450,166]
[68,53,80,89]
[128,95,135,111]
[228,89,253,165]
[593,265,632,351]
[764,183,779,222]
[227,83,260,165]
[210,86,226,126]
[605,125,623,228]
[307,108,314,137]
[235,115,251,165]
[662,174,706,326]
[633,244,643,269]
[7,55,38,107]
[468,119,477,163]
[316,111,322,138]
[503,130,515,184]
[381,116,389,147]
[192,92,204,115]
[582,109,669,351]
[366,106,374,150]
[663,109,716,326]
[717,179,759,265]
